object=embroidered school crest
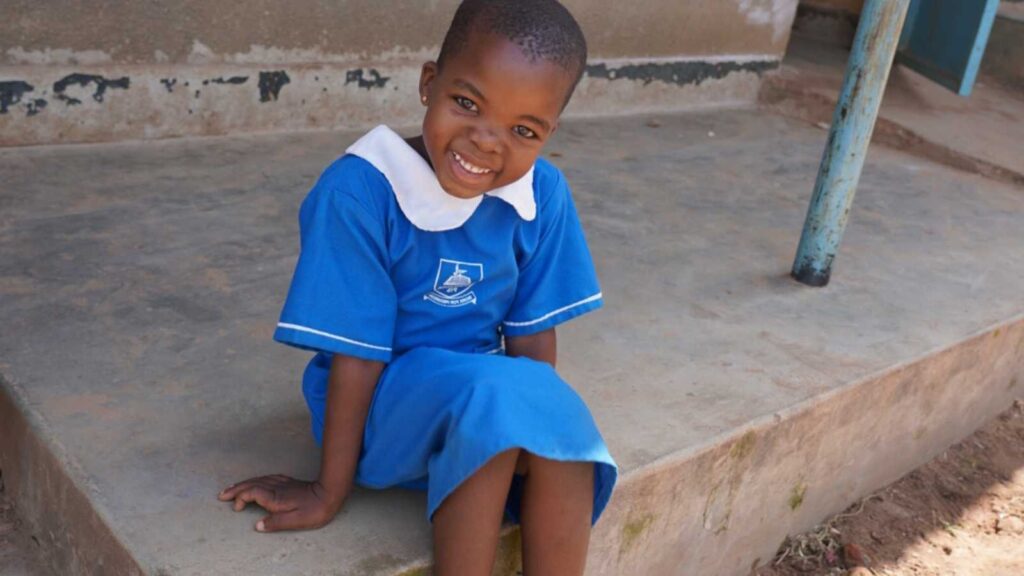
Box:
[425,259,484,307]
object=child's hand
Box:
[217,474,346,533]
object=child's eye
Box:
[454,96,478,112]
[513,125,537,139]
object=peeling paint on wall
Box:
[585,59,778,87]
[187,40,217,65]
[257,71,290,102]
[206,76,248,85]
[1,54,773,146]
[737,0,800,43]
[0,80,34,113]
[345,69,390,90]
[26,99,47,116]
[52,74,130,105]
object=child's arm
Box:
[218,353,383,533]
[317,353,384,509]
[505,327,557,367]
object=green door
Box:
[897,0,1001,96]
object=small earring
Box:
[421,95,428,104]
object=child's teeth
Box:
[454,152,490,174]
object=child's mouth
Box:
[449,151,494,186]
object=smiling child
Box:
[218,1,617,574]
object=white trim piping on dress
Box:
[502,293,603,328]
[277,322,393,352]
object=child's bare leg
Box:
[518,452,594,576]
[432,448,521,576]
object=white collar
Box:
[346,125,536,232]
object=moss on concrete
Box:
[620,513,655,555]
[789,481,808,511]
[730,430,758,460]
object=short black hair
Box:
[437,0,588,92]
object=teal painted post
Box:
[791,0,912,287]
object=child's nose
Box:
[468,125,501,154]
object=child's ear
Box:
[419,61,439,105]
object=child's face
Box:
[418,31,575,199]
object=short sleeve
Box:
[502,168,603,337]
[273,163,397,362]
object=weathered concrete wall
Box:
[800,0,863,13]
[0,0,799,146]
[2,0,798,65]
[0,380,143,576]
[984,5,1024,93]
[793,0,1024,93]
[792,0,863,46]
[589,317,1024,576]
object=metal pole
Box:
[791,0,912,287]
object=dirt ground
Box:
[755,400,1024,576]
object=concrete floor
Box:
[1,107,1023,575]
[765,35,1024,188]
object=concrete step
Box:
[984,4,1024,94]
[1,109,1022,575]
[761,35,1024,188]
[0,490,52,576]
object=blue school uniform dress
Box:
[273,125,617,524]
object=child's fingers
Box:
[255,510,306,533]
[231,485,275,512]
[218,475,290,500]
[218,478,260,500]
[218,484,241,500]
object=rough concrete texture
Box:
[0,0,799,146]
[799,0,863,12]
[791,3,860,47]
[0,58,774,147]
[0,489,52,576]
[1,0,797,65]
[1,108,1023,575]
[0,385,142,575]
[800,0,1024,22]
[0,64,422,146]
[983,12,1024,94]
[1004,0,1024,21]
[763,36,1024,186]
[794,0,1024,56]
